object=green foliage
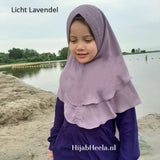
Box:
[131,48,135,53]
[141,50,146,53]
[0,47,67,65]
[23,49,39,58]
[8,48,24,59]
[26,56,42,62]
[122,52,130,55]
[39,52,57,61]
[58,47,68,59]
[0,53,10,64]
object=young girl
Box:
[48,4,141,160]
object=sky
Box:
[0,0,160,55]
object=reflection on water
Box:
[2,66,41,78]
[0,62,66,79]
[1,53,160,118]
[0,61,66,94]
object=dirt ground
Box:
[0,73,56,160]
[0,73,159,160]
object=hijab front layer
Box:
[57,4,141,129]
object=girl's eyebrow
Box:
[70,34,93,38]
[84,34,93,37]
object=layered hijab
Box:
[57,4,141,129]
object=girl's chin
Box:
[76,58,90,64]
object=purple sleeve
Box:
[47,97,64,150]
[116,107,140,160]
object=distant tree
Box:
[131,48,135,53]
[8,48,23,59]
[122,52,130,55]
[0,52,5,62]
[23,48,39,58]
[135,49,138,53]
[58,47,68,59]
[39,53,49,61]
[141,50,146,53]
[49,52,57,60]
[52,52,56,57]
[137,48,141,53]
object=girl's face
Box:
[69,21,98,64]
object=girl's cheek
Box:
[69,45,75,56]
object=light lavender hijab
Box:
[57,4,141,129]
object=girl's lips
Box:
[77,54,88,58]
[77,53,88,58]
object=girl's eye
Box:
[70,39,77,43]
[85,39,93,43]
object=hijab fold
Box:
[57,4,141,129]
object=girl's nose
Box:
[76,43,85,51]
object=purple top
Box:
[48,97,140,160]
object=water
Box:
[1,52,160,118]
[123,52,160,118]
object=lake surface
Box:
[1,52,160,118]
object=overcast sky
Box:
[0,0,160,55]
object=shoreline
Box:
[0,72,57,125]
[0,73,159,160]
[0,59,67,69]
